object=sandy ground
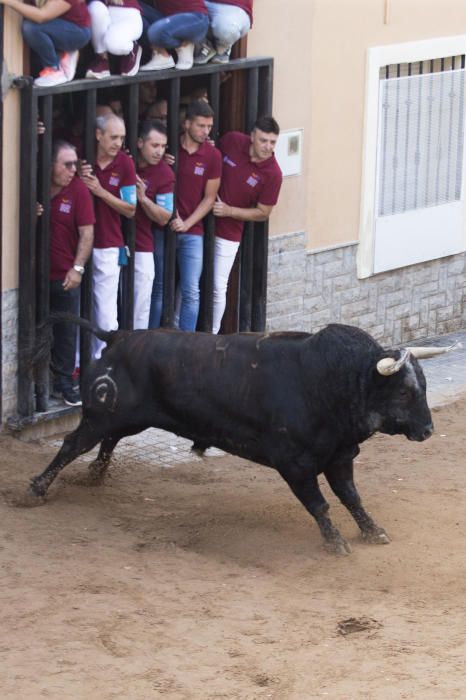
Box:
[0,398,465,700]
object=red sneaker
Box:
[86,54,110,80]
[120,43,142,77]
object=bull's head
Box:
[372,341,461,442]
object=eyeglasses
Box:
[63,161,78,170]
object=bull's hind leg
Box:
[324,455,390,545]
[280,467,352,555]
[88,435,121,482]
[28,419,105,499]
[87,426,148,482]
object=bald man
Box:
[80,113,137,357]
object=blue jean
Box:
[147,12,209,49]
[149,228,165,329]
[22,19,91,69]
[139,1,163,49]
[177,233,203,332]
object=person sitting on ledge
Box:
[0,0,91,86]
[139,0,209,72]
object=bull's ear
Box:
[376,349,410,376]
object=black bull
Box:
[29,320,434,554]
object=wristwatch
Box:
[73,264,85,275]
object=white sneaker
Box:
[60,50,79,81]
[140,52,175,71]
[175,43,194,70]
[34,67,68,87]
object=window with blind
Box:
[358,40,466,278]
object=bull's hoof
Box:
[361,528,391,545]
[19,487,47,507]
[323,536,352,556]
[87,461,108,483]
[191,442,207,457]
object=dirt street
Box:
[0,398,465,699]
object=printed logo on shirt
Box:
[224,155,237,167]
[246,173,260,188]
[194,162,205,176]
[59,199,72,214]
[109,173,120,187]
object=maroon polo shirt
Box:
[93,150,137,249]
[176,139,222,235]
[63,0,91,26]
[50,176,95,281]
[212,0,252,25]
[216,131,282,242]
[135,160,175,253]
[156,0,207,16]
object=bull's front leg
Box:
[27,419,104,500]
[324,455,390,545]
[279,467,352,555]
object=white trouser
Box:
[89,2,143,55]
[92,247,121,358]
[133,251,155,330]
[212,236,240,334]
[205,1,251,52]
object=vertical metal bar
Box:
[455,58,465,199]
[246,67,259,131]
[424,68,435,207]
[198,214,215,332]
[239,222,254,331]
[252,59,274,331]
[258,62,273,117]
[35,95,53,412]
[196,72,221,332]
[391,67,401,215]
[251,221,268,332]
[414,66,423,209]
[17,82,38,416]
[402,64,412,212]
[161,78,180,327]
[209,71,220,140]
[80,88,97,373]
[120,82,139,330]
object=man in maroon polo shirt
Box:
[212,115,283,334]
[80,112,137,357]
[49,140,94,405]
[169,99,222,331]
[135,119,175,329]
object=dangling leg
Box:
[324,454,390,544]
[279,466,352,555]
[28,419,105,499]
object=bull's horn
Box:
[377,349,410,376]
[406,341,462,359]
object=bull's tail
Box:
[47,312,116,345]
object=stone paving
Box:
[415,329,466,407]
[48,328,466,468]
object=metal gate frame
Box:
[13,57,273,421]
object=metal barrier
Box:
[14,57,273,419]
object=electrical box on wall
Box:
[274,129,303,177]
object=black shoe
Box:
[62,386,82,407]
